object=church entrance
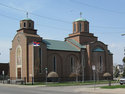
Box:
[17,68,21,79]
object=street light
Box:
[92,65,96,90]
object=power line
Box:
[70,0,125,14]
[0,2,125,32]
[0,12,19,21]
[0,2,71,24]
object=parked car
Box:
[120,78,125,85]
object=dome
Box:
[74,18,87,22]
[22,18,32,21]
[47,72,59,77]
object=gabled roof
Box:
[67,39,86,49]
[43,39,80,52]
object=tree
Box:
[123,57,125,63]
[122,68,125,77]
[114,67,119,78]
[122,57,125,77]
[69,61,81,82]
[75,62,81,82]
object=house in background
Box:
[0,63,9,76]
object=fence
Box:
[0,75,107,85]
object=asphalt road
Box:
[0,84,92,94]
[0,83,119,94]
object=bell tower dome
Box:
[20,18,34,29]
[65,16,97,44]
[73,18,89,33]
[17,18,37,35]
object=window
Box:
[99,56,103,72]
[29,23,31,27]
[39,48,42,73]
[71,56,74,72]
[53,56,56,72]
[17,46,22,66]
[74,24,76,33]
[79,23,82,32]
[84,23,88,32]
[24,22,26,27]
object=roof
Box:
[93,47,104,52]
[74,18,87,22]
[108,50,113,54]
[23,18,32,21]
[42,39,80,52]
[67,39,86,49]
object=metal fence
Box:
[0,75,107,85]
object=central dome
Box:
[74,18,87,22]
[22,18,32,21]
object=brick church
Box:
[10,17,113,82]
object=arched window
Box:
[79,23,82,32]
[74,24,76,33]
[99,56,103,72]
[70,56,74,72]
[16,46,22,66]
[29,23,31,27]
[53,56,56,72]
[24,22,26,27]
[84,23,88,32]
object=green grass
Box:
[26,80,116,86]
[101,85,125,89]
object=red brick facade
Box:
[10,18,113,82]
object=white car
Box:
[120,78,125,85]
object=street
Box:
[0,84,92,94]
[0,83,122,94]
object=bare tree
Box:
[75,61,81,82]
[69,61,81,82]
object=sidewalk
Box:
[75,87,125,94]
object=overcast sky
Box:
[0,0,125,65]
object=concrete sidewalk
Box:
[75,87,125,94]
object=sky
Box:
[0,0,125,65]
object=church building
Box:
[10,17,113,82]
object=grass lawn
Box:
[101,85,125,89]
[26,80,116,86]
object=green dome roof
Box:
[74,18,87,22]
[23,18,32,21]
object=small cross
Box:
[26,12,28,18]
[80,12,82,18]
